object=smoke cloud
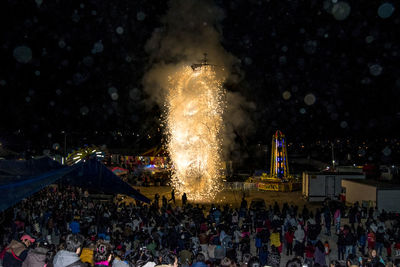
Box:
[143,0,254,160]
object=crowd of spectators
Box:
[1,185,400,267]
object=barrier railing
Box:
[223,182,258,190]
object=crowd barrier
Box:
[224,182,258,191]
[224,181,301,192]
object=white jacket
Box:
[294,225,305,242]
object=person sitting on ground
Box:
[3,234,35,267]
[53,234,87,267]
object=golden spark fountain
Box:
[164,62,225,201]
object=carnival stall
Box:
[107,147,171,185]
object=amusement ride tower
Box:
[270,130,290,179]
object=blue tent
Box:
[0,157,150,212]
[61,158,150,203]
[0,156,62,177]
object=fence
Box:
[224,182,258,191]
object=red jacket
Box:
[368,232,376,244]
[285,231,294,243]
[305,245,315,258]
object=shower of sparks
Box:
[165,65,225,201]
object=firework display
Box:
[165,65,225,201]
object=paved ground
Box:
[132,186,315,209]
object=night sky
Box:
[0,0,399,159]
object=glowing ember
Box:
[165,65,225,201]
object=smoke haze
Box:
[143,0,255,160]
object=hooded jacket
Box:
[79,248,93,266]
[294,225,305,242]
[53,250,87,267]
[270,232,281,248]
[112,259,131,267]
[22,247,48,267]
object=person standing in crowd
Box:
[69,217,80,235]
[258,244,268,266]
[169,189,175,204]
[375,225,385,256]
[4,184,400,267]
[93,240,112,267]
[367,228,376,252]
[344,225,355,259]
[191,253,207,267]
[334,208,341,234]
[21,241,50,267]
[267,245,280,267]
[181,193,187,207]
[294,224,305,246]
[156,252,178,267]
[154,193,160,207]
[357,222,366,256]
[3,235,35,267]
[368,249,385,265]
[270,228,281,254]
[293,224,305,257]
[324,240,331,261]
[162,196,168,207]
[53,234,87,267]
[323,205,332,236]
[304,242,315,267]
[284,227,294,256]
[346,254,359,267]
[337,226,346,261]
[314,240,326,267]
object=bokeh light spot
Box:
[304,93,316,105]
[332,2,351,21]
[378,3,395,19]
[369,64,383,76]
[13,46,32,63]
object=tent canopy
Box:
[0,157,150,212]
[62,159,149,203]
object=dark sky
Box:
[0,0,399,153]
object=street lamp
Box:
[61,131,67,164]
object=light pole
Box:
[61,131,67,164]
[331,141,335,169]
